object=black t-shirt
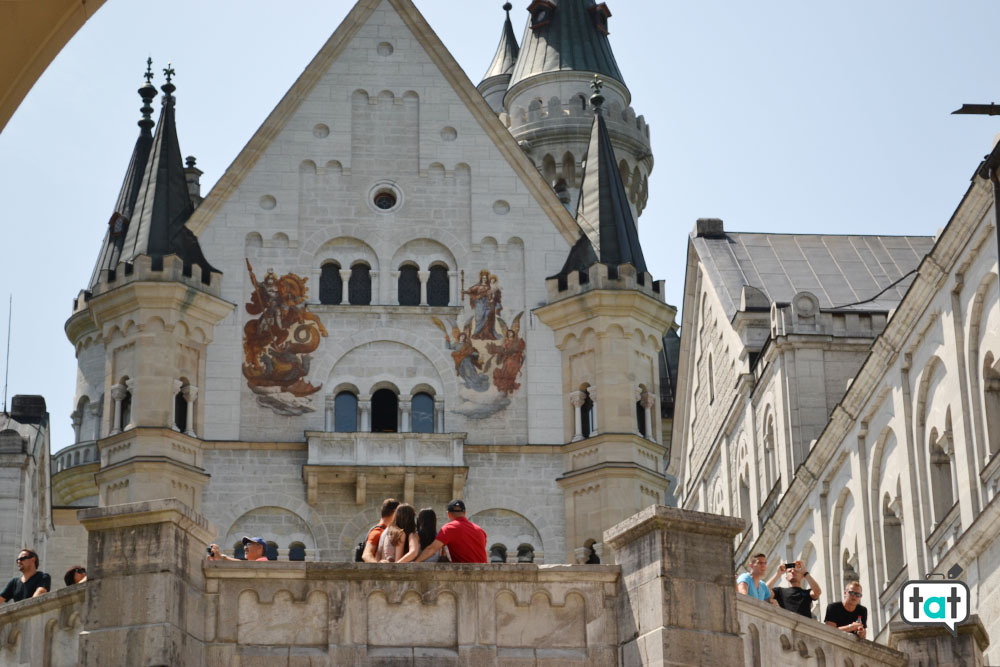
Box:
[773,586,814,618]
[824,601,868,630]
[1,571,51,602]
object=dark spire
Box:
[119,65,218,281]
[88,59,159,289]
[481,3,521,83]
[574,75,647,274]
[508,0,624,92]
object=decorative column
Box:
[359,396,372,432]
[182,385,198,436]
[123,379,135,430]
[434,397,445,433]
[370,271,379,304]
[109,383,126,435]
[339,269,351,304]
[448,270,459,305]
[89,402,102,440]
[569,390,586,442]
[418,270,430,306]
[171,380,183,431]
[389,270,400,304]
[71,409,83,443]
[324,395,335,431]
[586,386,599,435]
[641,391,657,443]
[399,395,412,432]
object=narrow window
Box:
[516,544,535,563]
[411,392,434,433]
[320,262,342,305]
[371,389,398,433]
[334,392,358,432]
[120,388,132,431]
[174,391,187,431]
[397,264,420,306]
[349,263,371,305]
[489,544,508,563]
[289,542,306,562]
[265,541,279,561]
[427,265,450,306]
[636,400,646,437]
[581,394,594,438]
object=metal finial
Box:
[163,63,175,84]
[143,57,154,84]
[503,2,512,11]
[589,74,605,113]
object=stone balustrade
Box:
[0,585,84,667]
[51,440,98,473]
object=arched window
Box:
[411,392,434,433]
[120,385,132,431]
[882,492,904,579]
[929,428,954,523]
[334,392,358,432]
[320,262,342,305]
[174,380,189,432]
[371,389,398,433]
[349,263,371,305]
[984,354,1000,457]
[397,264,420,306]
[233,541,245,560]
[635,400,646,437]
[581,393,594,438]
[427,264,449,306]
[265,541,279,561]
[289,542,306,561]
[764,415,778,491]
[516,544,535,563]
[489,544,507,563]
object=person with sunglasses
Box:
[824,580,868,639]
[63,565,87,587]
[0,549,50,603]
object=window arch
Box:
[320,262,342,305]
[928,427,954,523]
[265,541,279,561]
[516,543,535,563]
[581,392,595,438]
[411,392,434,433]
[763,413,778,491]
[427,264,449,306]
[371,388,398,433]
[349,262,371,305]
[334,392,358,433]
[174,378,190,433]
[397,263,420,306]
[289,541,306,562]
[489,544,508,563]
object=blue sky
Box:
[2,0,999,451]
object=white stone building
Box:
[671,152,1000,656]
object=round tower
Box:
[498,0,653,220]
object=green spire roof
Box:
[481,2,521,83]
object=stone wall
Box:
[0,585,84,667]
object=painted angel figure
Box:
[486,312,525,395]
[433,317,491,392]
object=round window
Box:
[374,191,397,210]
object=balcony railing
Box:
[52,440,98,473]
[304,431,465,468]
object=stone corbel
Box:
[306,470,318,506]
[451,471,466,500]
[404,471,415,505]
[356,473,367,506]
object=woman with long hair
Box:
[380,503,420,563]
[415,507,446,563]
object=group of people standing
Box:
[0,549,86,605]
[360,498,488,564]
[737,553,868,639]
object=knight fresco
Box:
[242,259,328,416]
[433,270,525,418]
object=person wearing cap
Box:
[207,536,270,562]
[414,499,487,563]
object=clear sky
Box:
[1,0,999,452]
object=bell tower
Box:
[535,81,675,563]
[65,62,233,511]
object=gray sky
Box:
[2,0,999,452]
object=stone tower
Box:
[64,65,233,512]
[536,83,675,563]
[479,0,653,220]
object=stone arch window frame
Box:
[348,260,373,306]
[288,541,307,562]
[327,384,361,433]
[881,489,905,582]
[488,543,508,563]
[369,382,401,433]
[426,262,450,307]
[408,386,437,434]
[172,377,198,436]
[570,383,597,441]
[636,384,657,442]
[515,543,536,563]
[528,0,556,31]
[396,261,421,306]
[926,423,957,527]
[319,260,344,305]
[110,376,134,435]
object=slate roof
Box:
[693,231,936,320]
[508,0,624,91]
[481,3,520,83]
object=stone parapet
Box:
[203,561,620,665]
[0,585,85,667]
[86,253,223,303]
[544,260,665,303]
[738,596,907,667]
[889,614,990,667]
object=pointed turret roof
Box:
[481,3,520,83]
[119,66,218,280]
[508,0,624,92]
[88,61,158,288]
[574,78,646,274]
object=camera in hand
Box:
[785,562,796,569]
[206,546,213,556]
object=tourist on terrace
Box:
[767,559,822,618]
[63,565,87,587]
[825,580,868,639]
[0,549,50,603]
[380,503,420,563]
[207,536,270,561]
[736,553,772,602]
[414,499,487,563]
[361,498,400,563]
[415,508,447,563]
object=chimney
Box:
[185,155,203,207]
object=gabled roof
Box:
[692,229,935,320]
[88,78,157,288]
[574,88,646,274]
[118,78,217,279]
[480,2,520,83]
[185,0,581,247]
[508,0,624,92]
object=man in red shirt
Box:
[415,499,487,563]
[362,498,399,563]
